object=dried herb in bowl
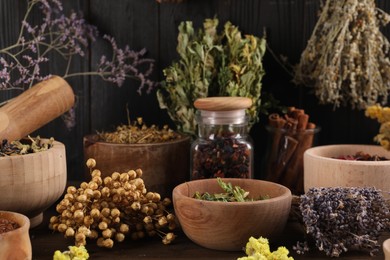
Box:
[0,136,54,156]
[97,117,181,144]
[193,178,269,202]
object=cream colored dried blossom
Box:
[294,0,390,110]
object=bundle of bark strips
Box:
[265,107,318,194]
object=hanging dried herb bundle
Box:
[157,18,266,136]
[294,0,390,109]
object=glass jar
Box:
[190,97,254,180]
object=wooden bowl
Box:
[83,134,190,199]
[384,238,390,260]
[172,178,292,251]
[0,211,32,260]
[304,144,390,193]
[0,140,67,228]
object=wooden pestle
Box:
[0,75,75,142]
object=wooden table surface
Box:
[29,208,388,260]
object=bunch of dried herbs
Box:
[294,0,390,109]
[193,178,269,202]
[294,187,390,257]
[0,136,54,156]
[97,117,181,144]
[157,18,266,136]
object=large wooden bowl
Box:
[304,144,390,193]
[0,211,32,260]
[0,140,67,228]
[172,178,292,251]
[84,134,191,199]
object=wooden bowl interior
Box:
[174,178,290,202]
[305,144,390,164]
[0,211,30,236]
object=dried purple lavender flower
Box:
[0,0,156,97]
[295,187,390,257]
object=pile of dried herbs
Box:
[97,117,182,144]
[293,187,390,257]
[0,136,54,156]
[294,0,390,109]
[157,18,266,136]
[193,178,269,202]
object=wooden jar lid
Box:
[194,97,252,111]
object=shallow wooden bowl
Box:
[0,140,67,228]
[84,134,190,199]
[172,178,292,251]
[0,211,32,260]
[304,144,390,193]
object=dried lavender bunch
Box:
[0,0,155,94]
[294,0,390,109]
[294,187,390,257]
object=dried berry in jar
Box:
[191,97,254,180]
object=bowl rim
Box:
[83,133,191,147]
[0,139,64,160]
[304,144,390,165]
[173,178,292,205]
[0,210,30,237]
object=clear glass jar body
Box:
[190,110,254,180]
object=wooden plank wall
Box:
[1,0,390,180]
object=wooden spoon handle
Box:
[0,76,75,142]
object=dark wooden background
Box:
[1,0,390,181]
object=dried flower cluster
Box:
[0,136,53,156]
[238,236,294,260]
[0,0,155,101]
[158,18,266,136]
[294,0,390,109]
[294,187,390,257]
[97,117,181,144]
[365,104,390,150]
[49,158,176,248]
[53,245,89,260]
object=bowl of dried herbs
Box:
[83,118,190,199]
[0,136,67,228]
[172,178,292,251]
